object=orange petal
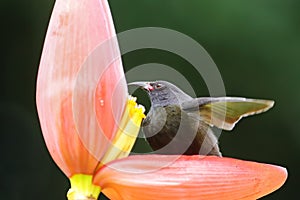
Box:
[93,155,287,200]
[36,0,126,176]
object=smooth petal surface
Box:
[36,0,126,176]
[94,155,287,200]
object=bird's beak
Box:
[128,81,153,91]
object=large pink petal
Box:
[94,155,287,200]
[36,0,126,176]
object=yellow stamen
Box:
[100,95,145,164]
[67,174,101,200]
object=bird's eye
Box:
[155,83,162,89]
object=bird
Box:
[128,80,274,156]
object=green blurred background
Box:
[1,0,299,199]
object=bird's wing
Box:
[181,97,274,131]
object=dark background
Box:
[1,0,299,199]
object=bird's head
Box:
[128,80,192,107]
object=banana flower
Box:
[36,0,287,199]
